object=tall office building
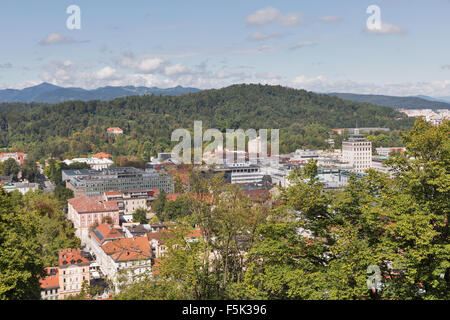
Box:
[342,130,372,174]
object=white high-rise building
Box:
[342,131,372,174]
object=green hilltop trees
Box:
[0,84,414,162]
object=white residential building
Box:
[375,147,406,157]
[3,182,39,195]
[63,157,114,170]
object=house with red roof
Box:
[0,152,26,165]
[58,249,90,300]
[39,267,60,300]
[99,237,152,293]
[107,127,123,135]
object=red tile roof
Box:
[187,229,202,239]
[107,127,122,131]
[39,267,59,289]
[146,230,169,245]
[68,196,119,213]
[148,189,159,197]
[93,152,111,159]
[102,237,152,262]
[104,191,123,196]
[90,223,124,245]
[58,249,90,268]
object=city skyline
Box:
[1,0,450,97]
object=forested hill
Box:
[327,92,450,110]
[0,84,415,161]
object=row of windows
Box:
[62,268,87,275]
[81,212,116,220]
[63,276,86,283]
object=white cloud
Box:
[245,7,280,25]
[279,13,302,27]
[164,63,189,76]
[248,31,280,42]
[245,7,303,27]
[231,45,279,55]
[121,56,165,73]
[39,33,78,45]
[321,16,342,23]
[94,66,118,80]
[365,22,405,35]
[289,41,317,50]
[290,75,450,97]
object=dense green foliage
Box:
[0,84,414,162]
[1,158,20,180]
[0,190,80,299]
[117,119,449,300]
[0,190,43,299]
[153,194,193,222]
[132,208,148,224]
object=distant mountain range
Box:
[0,83,201,103]
[327,92,450,110]
[2,83,450,110]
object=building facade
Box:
[39,267,60,300]
[63,157,114,170]
[104,190,155,223]
[342,133,372,174]
[58,249,90,300]
[68,196,120,244]
[64,167,174,197]
[0,152,26,165]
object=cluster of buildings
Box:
[0,152,41,194]
[161,129,403,189]
[40,218,201,299]
[399,109,450,125]
[39,160,179,299]
[39,125,409,299]
[40,249,91,300]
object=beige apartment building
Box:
[58,249,91,299]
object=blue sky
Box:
[1,0,450,96]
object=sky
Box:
[1,0,450,97]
